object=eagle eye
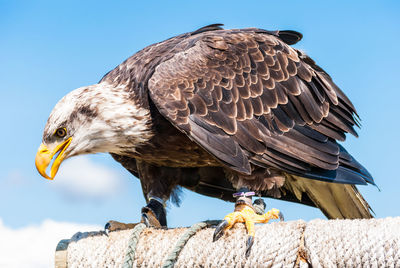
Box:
[55,128,67,138]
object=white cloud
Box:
[0,218,101,268]
[52,156,124,201]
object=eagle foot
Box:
[104,199,167,234]
[104,220,139,235]
[141,208,162,228]
[212,197,283,257]
[141,198,167,228]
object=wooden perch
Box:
[56,217,400,267]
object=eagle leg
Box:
[212,189,283,257]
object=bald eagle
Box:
[36,24,374,233]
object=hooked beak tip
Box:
[35,138,72,180]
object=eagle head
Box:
[35,83,152,180]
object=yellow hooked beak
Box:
[35,138,72,180]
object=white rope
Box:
[304,217,400,267]
[57,217,400,268]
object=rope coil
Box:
[56,217,400,267]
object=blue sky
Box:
[0,1,399,265]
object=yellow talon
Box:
[223,204,281,236]
[213,192,283,257]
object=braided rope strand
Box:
[161,220,221,268]
[122,223,146,268]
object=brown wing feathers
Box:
[148,29,366,184]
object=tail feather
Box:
[299,144,376,187]
[284,174,373,219]
[338,144,375,185]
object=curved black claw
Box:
[245,235,254,258]
[141,212,150,227]
[104,222,110,236]
[279,211,285,221]
[213,220,228,242]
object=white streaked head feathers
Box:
[43,82,153,157]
